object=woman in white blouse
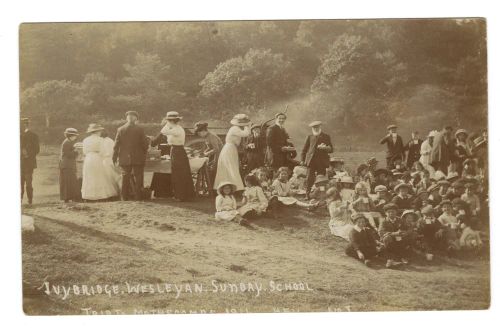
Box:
[213,114,251,191]
[160,111,196,201]
[419,130,437,176]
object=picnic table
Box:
[144,156,211,196]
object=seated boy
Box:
[345,213,379,267]
[379,203,410,267]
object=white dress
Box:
[81,135,119,200]
[328,200,353,240]
[419,139,436,176]
[215,195,239,221]
[239,186,268,215]
[101,137,121,192]
[213,125,250,191]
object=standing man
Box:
[301,121,333,196]
[265,112,291,172]
[20,118,40,205]
[113,111,149,200]
[405,131,423,169]
[245,124,266,173]
[379,124,405,170]
[430,126,454,175]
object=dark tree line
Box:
[19,19,487,147]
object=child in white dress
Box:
[215,182,249,226]
[239,174,268,219]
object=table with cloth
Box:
[144,156,211,197]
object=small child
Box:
[437,199,460,251]
[351,182,377,228]
[327,187,353,240]
[271,167,317,210]
[288,166,308,195]
[239,174,268,219]
[378,203,409,267]
[417,205,446,261]
[215,182,249,226]
[373,185,393,214]
[416,169,432,191]
[458,215,483,252]
[461,183,481,216]
[308,174,331,208]
[339,176,356,203]
[345,213,379,267]
[254,167,272,198]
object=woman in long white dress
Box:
[100,130,121,193]
[81,124,119,200]
[419,130,437,176]
[213,114,251,191]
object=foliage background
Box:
[19,19,487,149]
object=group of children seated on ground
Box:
[214,156,487,268]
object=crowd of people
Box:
[20,111,488,268]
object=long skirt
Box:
[171,145,195,201]
[82,152,118,200]
[214,143,244,191]
[59,168,80,201]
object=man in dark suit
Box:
[405,131,423,168]
[379,124,405,170]
[301,121,333,195]
[113,111,149,200]
[265,113,291,172]
[245,124,266,173]
[20,118,40,205]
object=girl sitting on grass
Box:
[327,187,353,240]
[271,167,318,211]
[215,182,249,226]
[239,174,268,219]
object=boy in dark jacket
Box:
[345,213,379,267]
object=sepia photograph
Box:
[19,18,489,315]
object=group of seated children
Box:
[214,155,486,267]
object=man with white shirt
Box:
[379,124,405,170]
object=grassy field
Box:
[21,146,490,315]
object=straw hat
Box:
[125,110,139,118]
[230,114,251,126]
[314,174,329,184]
[165,111,183,120]
[193,121,208,134]
[401,210,418,219]
[387,124,397,130]
[87,123,104,133]
[64,128,79,136]
[217,181,237,195]
[374,185,388,193]
[351,213,368,222]
[340,176,354,184]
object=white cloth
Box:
[213,125,250,191]
[101,137,121,191]
[419,139,436,176]
[81,135,119,200]
[328,200,353,240]
[215,195,239,221]
[271,179,298,205]
[160,123,185,145]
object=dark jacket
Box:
[301,132,333,169]
[430,130,454,168]
[380,134,405,161]
[113,122,149,166]
[405,138,423,167]
[59,138,78,170]
[378,217,402,239]
[20,130,40,170]
[348,227,377,252]
[265,124,289,169]
[245,133,266,171]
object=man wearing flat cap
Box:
[113,111,149,200]
[301,121,333,196]
[20,118,40,204]
[265,112,291,171]
[380,124,405,170]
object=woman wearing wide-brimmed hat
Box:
[160,111,195,201]
[59,128,81,202]
[213,114,251,191]
[81,124,119,200]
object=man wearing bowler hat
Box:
[113,111,149,200]
[380,124,405,170]
[20,118,40,205]
[301,120,333,196]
